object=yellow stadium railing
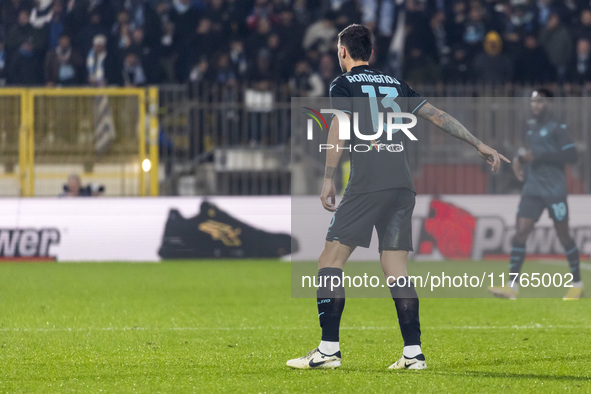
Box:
[0,89,24,197]
[0,87,159,197]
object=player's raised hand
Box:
[477,143,511,173]
[320,178,336,212]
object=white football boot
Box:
[388,354,427,370]
[286,348,342,369]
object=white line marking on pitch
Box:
[538,260,591,271]
[0,324,589,333]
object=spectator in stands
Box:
[111,10,130,40]
[84,0,115,29]
[404,45,441,84]
[405,12,438,64]
[246,17,272,60]
[207,0,232,43]
[536,0,553,28]
[266,32,284,79]
[128,28,161,84]
[189,17,217,79]
[229,37,247,80]
[333,4,356,33]
[207,0,228,37]
[442,44,470,84]
[170,0,199,81]
[61,174,83,197]
[44,33,82,86]
[304,40,323,70]
[137,3,158,49]
[462,4,487,58]
[47,0,64,49]
[1,0,32,34]
[291,0,311,25]
[319,52,338,93]
[247,48,273,89]
[430,11,450,65]
[5,9,34,58]
[224,0,250,36]
[60,174,103,197]
[153,1,175,83]
[289,59,323,97]
[124,0,146,29]
[213,52,237,86]
[363,0,399,68]
[129,23,142,49]
[302,10,337,53]
[4,0,591,92]
[116,21,132,50]
[86,34,116,86]
[446,0,468,48]
[246,0,278,31]
[500,1,536,38]
[8,38,42,85]
[514,34,555,85]
[122,52,146,86]
[575,9,591,41]
[472,31,513,85]
[275,6,304,68]
[77,12,109,61]
[188,57,209,82]
[539,13,573,82]
[567,38,591,85]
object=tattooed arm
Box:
[417,102,482,148]
[417,102,510,172]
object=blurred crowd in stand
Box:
[1,0,591,92]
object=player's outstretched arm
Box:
[417,102,510,173]
[320,116,348,212]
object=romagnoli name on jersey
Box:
[329,65,427,194]
[344,73,399,85]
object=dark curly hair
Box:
[338,24,373,62]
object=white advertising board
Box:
[0,197,291,262]
[1,195,589,262]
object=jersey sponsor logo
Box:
[0,228,60,261]
[414,199,591,260]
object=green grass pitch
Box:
[1,261,590,392]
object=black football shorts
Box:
[517,195,569,223]
[326,188,415,251]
